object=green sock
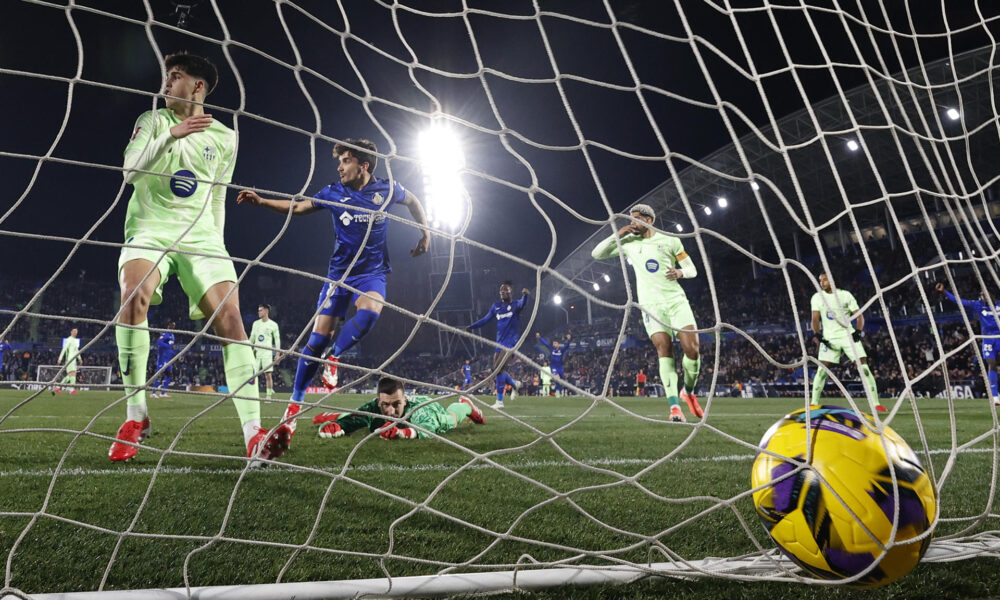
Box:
[116,321,150,410]
[446,401,472,427]
[682,355,701,391]
[658,356,678,407]
[266,388,274,399]
[61,374,72,385]
[223,343,260,426]
[68,374,77,386]
[811,367,828,404]
[861,364,880,406]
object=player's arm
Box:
[236,190,323,215]
[399,189,431,257]
[315,401,379,438]
[57,342,67,365]
[811,310,822,339]
[514,288,531,312]
[123,111,213,184]
[467,308,495,331]
[591,221,641,260]
[536,333,552,350]
[666,239,697,281]
[935,283,981,310]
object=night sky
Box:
[2,0,997,298]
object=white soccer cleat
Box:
[510,380,520,401]
[321,356,339,390]
[994,397,1000,407]
[491,401,505,410]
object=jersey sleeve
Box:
[591,233,625,260]
[311,185,334,211]
[389,181,406,208]
[469,306,495,329]
[810,293,822,314]
[272,322,281,349]
[335,400,381,435]
[514,292,530,313]
[123,110,175,185]
[846,292,860,314]
[212,130,237,236]
[538,336,552,351]
[57,340,67,362]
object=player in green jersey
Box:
[810,273,885,412]
[249,303,281,400]
[109,52,287,464]
[311,376,485,439]
[591,204,704,422]
[54,327,81,395]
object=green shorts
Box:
[641,298,696,339]
[64,360,79,373]
[818,335,867,363]
[253,350,274,374]
[118,233,238,320]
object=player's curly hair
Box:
[377,376,404,397]
[165,51,219,96]
[258,303,271,311]
[334,138,378,174]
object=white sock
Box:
[126,403,147,422]
[242,419,262,446]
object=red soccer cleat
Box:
[312,412,343,425]
[246,425,292,464]
[283,403,301,447]
[109,420,145,462]
[669,405,686,423]
[69,390,78,395]
[875,405,888,413]
[680,388,704,418]
[460,396,485,425]
[321,356,339,390]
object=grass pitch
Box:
[1,389,998,599]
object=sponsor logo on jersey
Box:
[826,310,835,319]
[373,192,384,205]
[339,211,384,226]
[645,259,659,273]
[339,211,353,226]
[257,334,265,342]
[170,169,198,197]
[497,311,513,319]
[203,145,217,161]
[341,197,351,203]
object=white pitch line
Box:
[0,447,994,478]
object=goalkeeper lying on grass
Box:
[312,376,485,440]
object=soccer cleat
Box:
[491,401,505,410]
[875,405,888,413]
[994,397,1000,407]
[139,417,151,441]
[109,420,145,462]
[460,396,485,425]
[669,405,686,423]
[321,356,339,390]
[283,403,301,447]
[246,425,292,464]
[68,390,78,395]
[679,388,704,418]
[312,412,343,425]
[54,387,62,395]
[510,380,520,401]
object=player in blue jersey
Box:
[536,332,571,396]
[152,322,176,399]
[937,282,1000,405]
[238,138,430,441]
[0,339,11,381]
[461,359,473,390]
[467,282,531,409]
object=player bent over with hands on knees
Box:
[312,376,484,440]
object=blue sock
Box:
[291,332,331,402]
[332,309,379,357]
[990,370,998,398]
[495,375,505,404]
[162,375,171,389]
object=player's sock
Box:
[331,309,378,357]
[266,387,274,399]
[291,332,331,402]
[990,370,998,399]
[162,375,171,390]
[502,372,516,388]
[860,364,879,405]
[811,368,828,404]
[222,343,260,426]
[242,419,262,446]
[682,355,701,391]
[447,401,472,423]
[117,321,150,420]
[495,375,505,404]
[658,356,679,407]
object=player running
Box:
[55,327,81,395]
[312,376,484,439]
[936,282,1000,406]
[467,282,531,410]
[810,273,884,412]
[591,204,704,422]
[151,322,176,398]
[110,52,284,463]
[536,332,571,396]
[237,138,430,443]
[249,303,281,399]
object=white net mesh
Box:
[3,1,1000,598]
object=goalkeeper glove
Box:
[318,422,344,438]
[852,329,865,343]
[312,412,343,425]
[378,424,417,440]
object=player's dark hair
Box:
[501,280,513,288]
[259,303,270,311]
[378,376,405,397]
[334,138,378,174]
[165,51,219,96]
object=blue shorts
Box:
[317,272,387,319]
[463,377,472,385]
[984,338,1000,360]
[156,362,173,373]
[552,367,564,377]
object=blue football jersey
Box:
[312,177,406,278]
[157,332,176,362]
[470,294,530,348]
[944,291,1000,336]
[538,336,566,369]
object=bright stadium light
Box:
[717,197,728,208]
[750,181,760,191]
[946,107,960,121]
[703,205,712,215]
[592,282,600,291]
[846,139,860,152]
[602,273,610,283]
[675,223,683,232]
[419,125,466,231]
[553,294,563,305]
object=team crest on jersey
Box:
[373,192,384,205]
[203,146,217,161]
[339,211,353,226]
[645,259,659,273]
[170,170,198,198]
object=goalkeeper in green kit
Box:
[109,52,289,463]
[591,204,704,422]
[312,377,485,440]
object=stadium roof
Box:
[542,46,1000,307]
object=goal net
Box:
[3,1,1000,598]
[36,365,113,391]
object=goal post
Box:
[35,365,113,391]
